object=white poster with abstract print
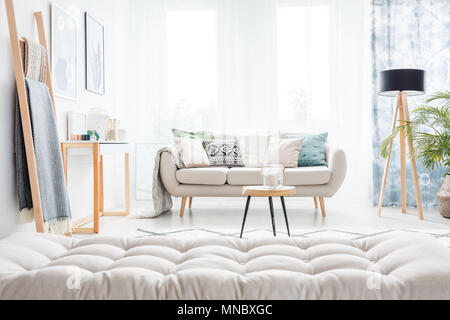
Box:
[85,13,105,95]
[51,5,77,100]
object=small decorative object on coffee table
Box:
[261,165,284,189]
[240,186,296,238]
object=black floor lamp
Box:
[377,69,425,220]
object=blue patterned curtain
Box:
[371,0,450,207]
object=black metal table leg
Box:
[280,196,290,237]
[268,197,276,236]
[240,196,251,238]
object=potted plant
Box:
[381,91,450,218]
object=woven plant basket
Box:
[438,175,450,219]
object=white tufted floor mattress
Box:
[1,231,450,300]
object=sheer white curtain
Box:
[116,0,372,203]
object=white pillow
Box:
[174,138,210,168]
[264,138,304,168]
[234,131,280,167]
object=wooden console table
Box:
[61,141,130,234]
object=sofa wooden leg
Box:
[318,197,326,217]
[313,197,318,209]
[180,197,187,217]
[189,197,193,209]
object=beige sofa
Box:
[160,144,347,217]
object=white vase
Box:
[261,165,284,189]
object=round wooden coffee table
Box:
[240,186,296,238]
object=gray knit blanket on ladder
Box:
[15,78,71,234]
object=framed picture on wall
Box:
[51,4,77,100]
[85,13,105,95]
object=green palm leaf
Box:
[380,91,450,175]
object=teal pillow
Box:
[285,133,328,167]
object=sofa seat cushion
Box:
[176,168,228,185]
[227,166,331,186]
[284,166,331,186]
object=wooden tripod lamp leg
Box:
[377,95,400,217]
[398,98,407,214]
[401,93,424,220]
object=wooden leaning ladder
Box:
[5,0,58,233]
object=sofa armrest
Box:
[324,145,347,197]
[160,151,182,197]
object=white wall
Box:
[0,0,123,238]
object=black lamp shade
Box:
[378,69,425,97]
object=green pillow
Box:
[172,129,215,140]
[285,133,328,167]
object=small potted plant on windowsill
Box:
[381,91,450,218]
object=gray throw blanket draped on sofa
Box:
[15,78,71,234]
[150,145,184,217]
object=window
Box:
[167,10,217,127]
[277,5,331,125]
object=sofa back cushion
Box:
[214,131,279,167]
[174,138,211,168]
[203,140,244,167]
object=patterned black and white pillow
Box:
[203,140,244,167]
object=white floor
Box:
[75,197,450,238]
